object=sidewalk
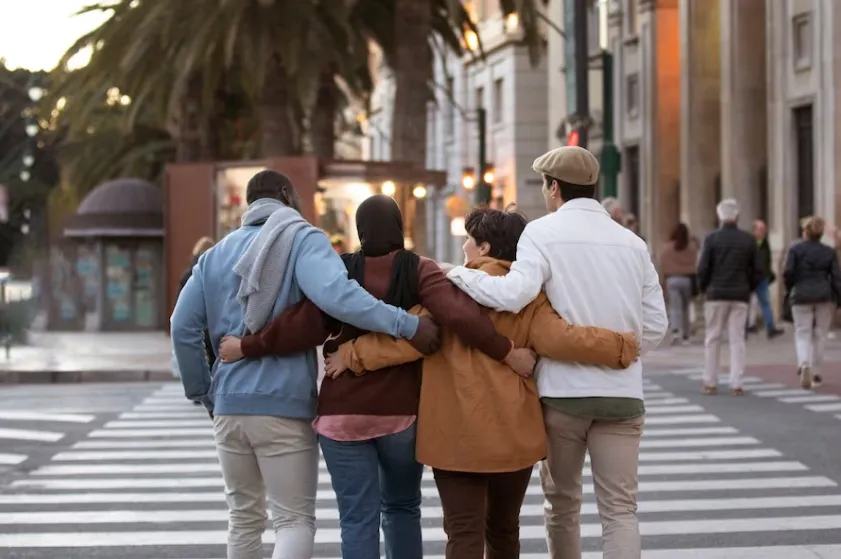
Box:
[0,331,330,384]
[2,328,839,387]
[0,332,173,383]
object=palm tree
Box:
[370,0,547,167]
[52,0,214,162]
[53,0,371,161]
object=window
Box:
[476,86,485,110]
[792,14,812,71]
[626,73,639,118]
[445,77,455,137]
[626,0,639,37]
[493,78,503,124]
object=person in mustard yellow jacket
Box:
[323,206,640,559]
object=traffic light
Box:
[567,129,580,147]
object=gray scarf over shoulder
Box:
[234,198,311,334]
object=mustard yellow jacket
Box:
[336,257,638,473]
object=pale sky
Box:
[0,0,107,70]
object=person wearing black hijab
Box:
[341,194,420,312]
[218,193,530,559]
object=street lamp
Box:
[381,180,396,197]
[25,123,38,137]
[461,167,476,190]
[28,87,44,102]
[482,166,495,185]
[412,184,427,199]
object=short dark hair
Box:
[246,170,295,204]
[543,174,596,201]
[464,207,528,262]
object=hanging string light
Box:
[18,82,43,235]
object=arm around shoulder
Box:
[527,296,639,369]
[240,298,332,358]
[447,226,549,313]
[417,258,510,361]
[294,230,418,339]
[338,305,429,374]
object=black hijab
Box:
[340,194,420,311]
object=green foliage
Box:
[0,63,61,268]
[45,0,545,190]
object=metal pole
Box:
[476,108,490,205]
[574,0,589,148]
[600,50,620,198]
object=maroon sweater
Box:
[240,255,512,416]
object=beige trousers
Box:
[703,301,749,389]
[213,415,319,559]
[540,405,644,559]
[792,302,836,371]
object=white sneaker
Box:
[800,366,813,389]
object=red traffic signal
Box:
[567,129,580,147]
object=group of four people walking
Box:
[172,145,669,559]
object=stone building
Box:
[418,1,551,262]
[610,0,840,269]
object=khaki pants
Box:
[792,302,836,371]
[540,405,644,559]
[703,301,749,389]
[213,415,319,559]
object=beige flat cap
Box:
[532,146,600,185]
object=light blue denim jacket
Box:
[171,225,419,418]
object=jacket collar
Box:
[465,257,512,277]
[558,198,608,216]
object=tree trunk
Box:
[259,51,298,157]
[169,73,205,162]
[391,0,432,167]
[310,71,338,159]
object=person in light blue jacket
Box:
[171,170,438,559]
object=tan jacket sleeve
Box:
[337,305,430,375]
[527,296,639,369]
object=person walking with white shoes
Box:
[697,199,762,396]
[784,216,841,388]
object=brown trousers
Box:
[432,466,533,559]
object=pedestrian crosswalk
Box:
[687,372,841,423]
[0,382,158,476]
[0,411,96,475]
[2,379,841,558]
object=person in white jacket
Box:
[447,146,668,559]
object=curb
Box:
[0,370,175,384]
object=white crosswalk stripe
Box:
[690,373,841,423]
[0,411,96,472]
[2,381,841,557]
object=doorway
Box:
[793,105,814,229]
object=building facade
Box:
[370,0,841,277]
[610,0,841,270]
[419,0,610,262]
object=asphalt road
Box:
[1,374,841,559]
